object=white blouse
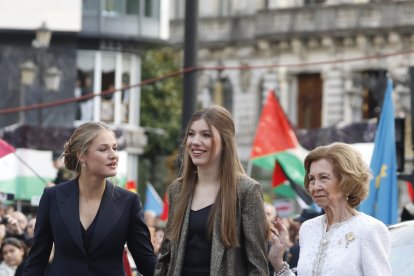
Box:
[295,212,392,276]
[0,261,16,276]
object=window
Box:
[104,0,123,14]
[102,0,139,16]
[126,0,138,15]
[361,70,387,119]
[144,0,159,18]
[83,0,96,12]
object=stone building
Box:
[0,0,169,201]
[170,0,414,164]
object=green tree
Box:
[139,47,182,195]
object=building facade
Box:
[0,0,169,200]
[170,0,414,163]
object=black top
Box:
[182,204,212,276]
[80,207,100,253]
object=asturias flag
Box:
[144,182,163,216]
[359,79,398,225]
[251,90,311,204]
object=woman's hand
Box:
[268,218,288,272]
[4,214,24,235]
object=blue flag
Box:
[144,182,163,216]
[360,79,398,225]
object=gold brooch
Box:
[345,232,355,248]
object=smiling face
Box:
[186,119,222,170]
[308,158,346,209]
[80,130,119,178]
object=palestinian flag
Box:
[0,139,16,158]
[251,90,312,205]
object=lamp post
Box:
[19,22,62,125]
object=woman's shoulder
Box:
[45,179,77,195]
[354,212,389,232]
[236,174,260,191]
[166,178,183,195]
[299,215,325,235]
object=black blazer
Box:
[23,179,156,276]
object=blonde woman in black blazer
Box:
[23,122,156,276]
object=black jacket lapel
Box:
[89,182,128,253]
[56,179,86,255]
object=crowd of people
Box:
[0,205,35,275]
[0,105,395,276]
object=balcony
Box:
[81,0,162,40]
[169,1,414,45]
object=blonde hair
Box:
[169,105,245,248]
[63,122,115,175]
[304,142,372,208]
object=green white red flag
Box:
[251,90,312,204]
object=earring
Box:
[80,161,85,167]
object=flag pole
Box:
[12,152,49,185]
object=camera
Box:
[0,216,9,225]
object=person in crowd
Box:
[155,105,269,275]
[0,203,5,218]
[264,202,277,224]
[0,237,27,276]
[51,151,74,185]
[24,217,36,248]
[152,226,165,256]
[144,210,158,228]
[5,206,15,215]
[25,217,36,240]
[10,212,28,234]
[3,212,30,246]
[22,122,157,276]
[269,142,392,276]
[74,78,82,120]
[79,76,94,121]
[0,225,6,246]
[263,202,277,275]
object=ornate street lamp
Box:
[33,22,51,49]
[20,61,37,86]
[45,67,62,91]
[18,22,62,125]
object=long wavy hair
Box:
[168,105,245,248]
